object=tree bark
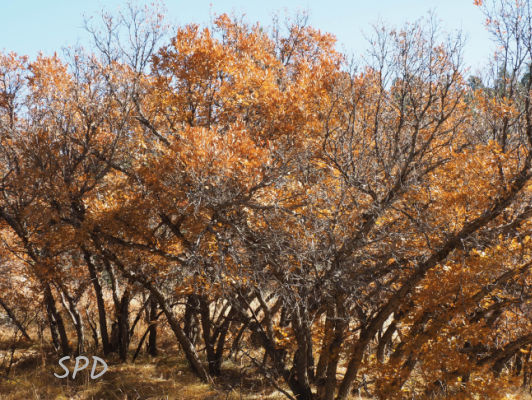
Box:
[117,288,130,361]
[58,286,84,355]
[83,248,112,355]
[147,295,158,357]
[44,283,71,356]
[0,298,30,340]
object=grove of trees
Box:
[0,0,531,398]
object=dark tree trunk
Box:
[213,306,234,375]
[44,284,71,356]
[152,288,210,381]
[83,249,111,355]
[315,307,333,382]
[147,295,158,357]
[58,287,84,355]
[85,309,99,349]
[184,294,199,345]
[199,295,219,376]
[317,300,347,400]
[377,320,397,362]
[0,298,30,340]
[117,288,130,361]
[45,302,60,352]
[93,243,210,382]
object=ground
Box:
[0,327,291,400]
[0,329,529,399]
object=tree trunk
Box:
[156,290,210,381]
[58,287,84,355]
[199,295,219,376]
[118,288,130,361]
[0,298,30,340]
[83,249,111,355]
[147,295,158,357]
[94,243,210,382]
[315,310,333,383]
[44,283,71,356]
[45,303,60,352]
[184,294,199,345]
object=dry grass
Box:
[1,350,529,400]
[0,353,287,399]
[0,328,529,400]
[0,329,289,400]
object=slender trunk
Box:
[316,307,333,382]
[93,241,210,382]
[292,313,313,400]
[58,287,84,355]
[306,328,315,382]
[118,288,130,362]
[184,294,199,345]
[129,294,150,337]
[321,325,345,400]
[85,309,99,349]
[318,300,347,400]
[292,348,314,400]
[147,295,158,357]
[335,329,371,400]
[155,289,210,381]
[199,295,218,376]
[45,303,60,352]
[0,298,30,340]
[83,249,111,355]
[102,256,120,315]
[133,325,150,361]
[213,307,234,374]
[230,320,248,359]
[44,283,71,356]
[377,320,397,362]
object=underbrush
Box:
[0,327,288,400]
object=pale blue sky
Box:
[1,1,490,73]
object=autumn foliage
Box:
[0,1,531,399]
